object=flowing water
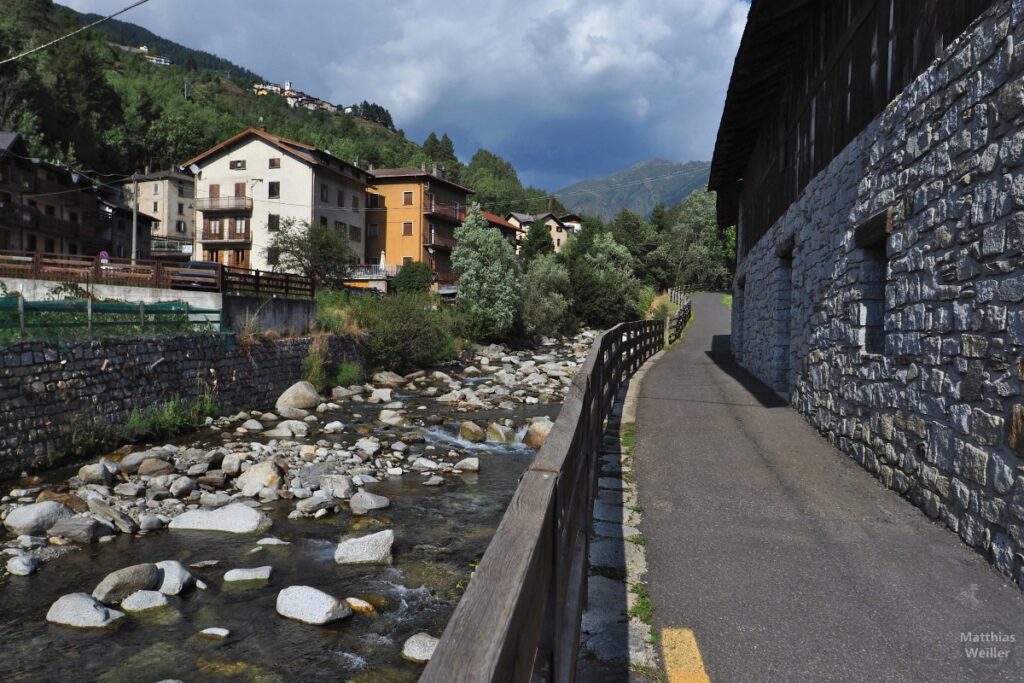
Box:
[0,367,568,682]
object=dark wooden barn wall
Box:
[735,0,993,257]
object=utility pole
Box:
[131,172,139,266]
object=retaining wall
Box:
[732,0,1024,587]
[0,333,363,479]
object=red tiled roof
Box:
[483,211,522,231]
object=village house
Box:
[182,128,371,271]
[506,212,578,252]
[0,132,151,258]
[121,169,195,262]
[711,0,1024,584]
[364,165,472,293]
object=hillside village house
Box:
[482,211,525,249]
[0,132,151,258]
[711,0,1024,584]
[123,169,195,262]
[364,166,472,292]
[506,212,580,252]
[182,128,371,271]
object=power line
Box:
[0,0,153,67]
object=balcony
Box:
[201,228,251,243]
[195,196,253,213]
[347,264,401,279]
[0,202,97,240]
[434,268,456,285]
[423,202,465,223]
[151,237,194,255]
[423,228,455,250]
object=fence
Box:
[667,288,693,344]
[421,317,667,682]
[0,298,222,344]
[0,250,314,300]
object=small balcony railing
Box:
[423,202,464,223]
[434,268,456,284]
[347,264,401,279]
[423,229,455,250]
[195,196,253,212]
[201,228,251,242]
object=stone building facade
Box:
[0,333,363,479]
[723,0,1024,588]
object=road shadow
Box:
[705,334,788,409]
[576,383,650,682]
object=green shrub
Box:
[639,285,657,318]
[520,254,575,337]
[569,232,644,329]
[355,292,454,372]
[330,361,363,387]
[301,334,330,390]
[452,207,521,340]
[392,261,433,293]
[120,393,218,443]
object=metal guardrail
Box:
[0,298,222,344]
[421,317,667,682]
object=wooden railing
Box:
[421,318,667,682]
[0,250,315,300]
[667,287,693,343]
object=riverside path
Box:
[634,293,1024,682]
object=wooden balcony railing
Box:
[195,196,253,212]
[201,229,251,242]
[423,229,455,250]
[424,202,465,223]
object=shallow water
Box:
[0,369,567,682]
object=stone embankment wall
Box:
[0,333,363,478]
[733,0,1024,588]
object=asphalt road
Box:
[634,292,1024,682]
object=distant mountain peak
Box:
[555,159,710,220]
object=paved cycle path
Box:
[634,292,1024,682]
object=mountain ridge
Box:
[555,159,711,219]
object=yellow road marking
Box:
[662,627,711,683]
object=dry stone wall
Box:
[0,334,363,479]
[732,0,1024,588]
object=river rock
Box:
[257,537,290,546]
[320,475,355,499]
[486,422,516,444]
[402,632,440,664]
[331,386,355,400]
[138,458,175,477]
[524,418,554,449]
[92,563,160,603]
[368,388,393,404]
[6,554,40,576]
[36,490,89,513]
[240,419,264,432]
[349,491,390,515]
[276,405,310,420]
[139,514,164,532]
[372,371,405,387]
[378,409,406,427]
[3,501,73,536]
[199,627,231,639]
[119,450,165,474]
[169,476,195,498]
[264,420,309,439]
[344,597,374,614]
[423,476,444,486]
[155,560,195,595]
[224,566,273,582]
[78,463,113,485]
[87,498,138,534]
[48,516,105,543]
[121,590,169,612]
[355,438,381,456]
[46,593,125,628]
[169,503,272,534]
[276,381,321,411]
[323,420,345,433]
[459,421,486,442]
[113,482,145,498]
[437,390,461,403]
[334,529,394,565]
[412,457,438,470]
[454,457,480,472]
[275,586,352,625]
[295,490,334,516]
[236,460,286,497]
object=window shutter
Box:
[235,182,246,198]
[209,184,220,198]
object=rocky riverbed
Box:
[0,332,594,682]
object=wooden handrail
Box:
[421,317,668,682]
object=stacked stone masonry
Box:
[0,334,363,479]
[733,0,1024,589]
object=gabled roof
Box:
[181,128,370,185]
[558,213,583,223]
[370,167,473,195]
[507,211,563,226]
[133,169,193,183]
[482,211,522,232]
[0,132,31,164]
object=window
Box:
[268,181,280,198]
[177,203,184,215]
[556,238,561,247]
[268,214,280,231]
[402,221,413,236]
[234,182,246,198]
[229,160,247,170]
[367,194,380,208]
[210,219,221,234]
[175,220,186,233]
[402,191,413,206]
[235,217,248,234]
[349,225,361,242]
[44,238,54,253]
[337,190,345,207]
[267,247,280,265]
[335,220,346,231]
[352,195,359,209]
[320,216,328,226]
[321,184,328,202]
[403,256,413,266]
[153,201,159,213]
[269,158,281,169]
[367,223,379,237]
[153,183,160,195]
[209,184,220,198]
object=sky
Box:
[60,0,749,191]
